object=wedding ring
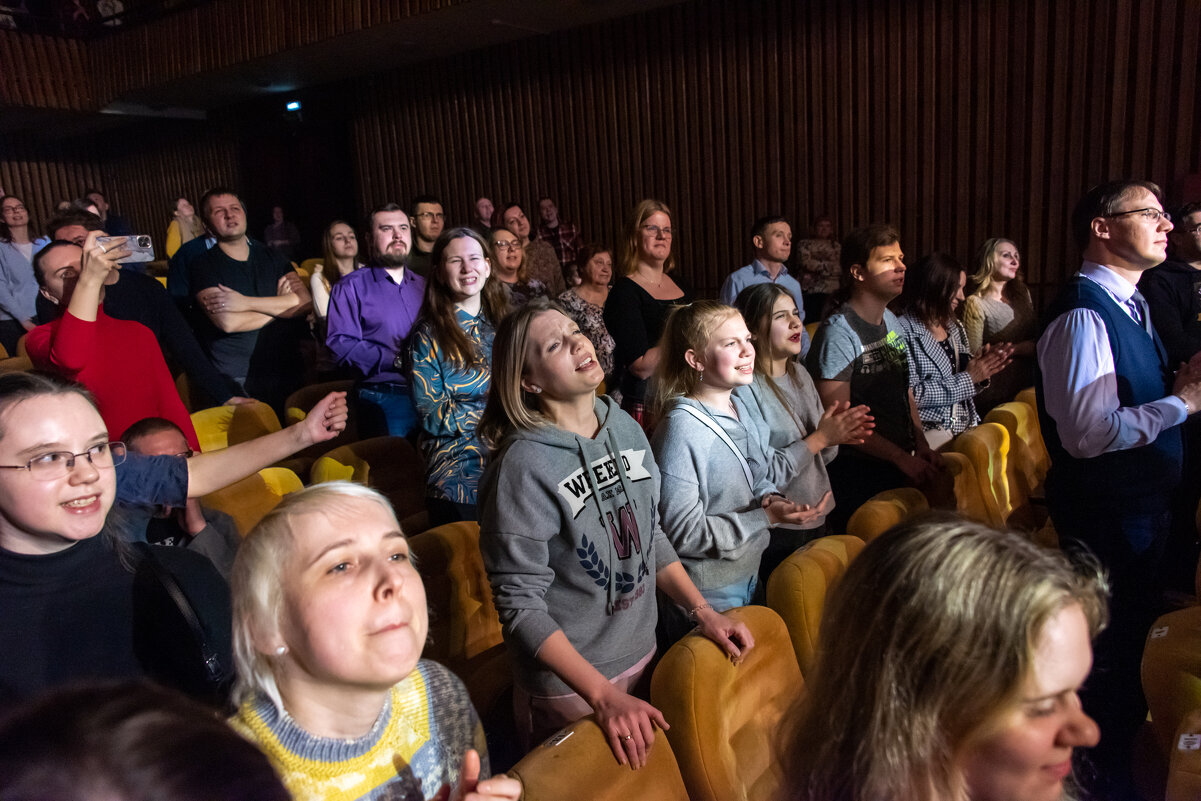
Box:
[622,734,633,741]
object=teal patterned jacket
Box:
[409,307,495,503]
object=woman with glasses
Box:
[0,370,348,706]
[488,226,548,310]
[0,194,46,356]
[963,237,1037,413]
[559,244,617,395]
[602,199,694,428]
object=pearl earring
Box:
[275,645,288,657]
[531,386,542,394]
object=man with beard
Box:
[190,187,310,416]
[326,203,426,437]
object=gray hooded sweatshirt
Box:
[479,396,677,697]
[650,395,774,594]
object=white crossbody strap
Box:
[678,403,754,489]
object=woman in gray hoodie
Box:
[477,298,753,768]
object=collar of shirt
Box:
[1079,260,1138,305]
[751,259,790,278]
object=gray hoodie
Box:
[650,395,774,594]
[478,396,677,696]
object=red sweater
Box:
[27,306,200,451]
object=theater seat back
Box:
[509,716,689,800]
[845,488,929,542]
[650,605,801,801]
[766,535,864,678]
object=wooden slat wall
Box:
[349,0,1201,303]
[0,120,242,250]
[89,0,467,107]
[0,30,91,110]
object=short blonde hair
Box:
[649,300,741,416]
[230,482,402,713]
[790,515,1107,801]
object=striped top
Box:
[229,660,487,801]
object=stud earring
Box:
[275,645,288,657]
[530,386,542,394]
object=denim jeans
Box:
[356,383,418,438]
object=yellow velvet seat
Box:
[845,487,929,543]
[406,521,508,722]
[766,534,864,678]
[948,422,1012,527]
[200,466,304,536]
[1167,707,1201,801]
[310,436,429,536]
[985,400,1049,497]
[941,450,991,524]
[508,716,689,800]
[189,400,281,452]
[1143,606,1201,756]
[650,605,801,801]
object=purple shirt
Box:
[326,266,426,385]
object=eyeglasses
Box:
[641,224,673,238]
[2,204,26,213]
[414,212,445,222]
[492,240,522,251]
[0,442,127,480]
[1103,208,1172,224]
[1181,222,1201,236]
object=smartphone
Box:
[96,235,155,263]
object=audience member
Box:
[603,199,694,427]
[262,205,301,261]
[326,203,425,437]
[165,195,205,259]
[964,237,1038,413]
[558,243,616,390]
[0,372,345,706]
[794,215,840,322]
[45,209,242,407]
[789,515,1105,801]
[1141,200,1201,364]
[229,482,521,801]
[0,681,290,800]
[0,194,44,353]
[410,228,507,526]
[477,299,754,759]
[500,202,565,296]
[311,219,362,320]
[84,187,132,235]
[190,187,310,415]
[650,300,814,621]
[807,224,941,531]
[166,220,216,311]
[719,215,809,355]
[122,417,239,579]
[473,196,495,237]
[487,225,547,309]
[733,283,872,583]
[895,252,1011,446]
[407,194,446,279]
[1036,180,1201,798]
[536,196,583,284]
[28,235,200,452]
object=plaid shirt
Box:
[537,220,583,268]
[896,313,981,435]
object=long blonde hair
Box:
[619,199,676,276]
[649,300,740,416]
[971,237,1030,302]
[790,515,1107,801]
[478,297,572,449]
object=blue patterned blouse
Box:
[409,308,495,504]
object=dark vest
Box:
[1035,276,1182,512]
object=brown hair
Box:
[416,227,509,368]
[831,223,900,307]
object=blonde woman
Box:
[229,482,521,801]
[964,237,1037,412]
[790,515,1105,801]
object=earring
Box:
[530,386,542,394]
[274,645,288,657]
